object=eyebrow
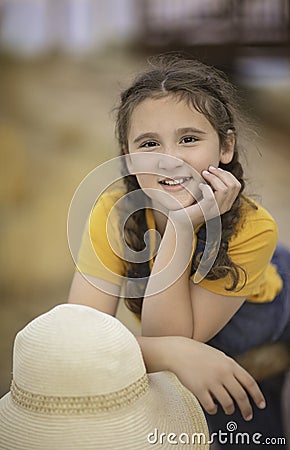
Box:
[133,127,206,144]
[177,127,206,136]
[133,133,160,144]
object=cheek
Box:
[188,152,220,174]
[135,174,155,189]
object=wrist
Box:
[136,336,173,373]
[165,216,196,255]
[166,211,194,236]
[168,205,204,231]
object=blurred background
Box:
[0,0,290,406]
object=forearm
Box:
[136,335,173,373]
[141,219,195,337]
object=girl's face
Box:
[126,95,234,210]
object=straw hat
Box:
[0,304,209,449]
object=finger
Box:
[196,390,218,415]
[209,385,236,417]
[202,168,241,214]
[234,365,266,411]
[221,377,253,421]
[202,170,228,192]
[198,183,221,218]
[198,182,215,201]
[208,166,241,190]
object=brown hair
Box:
[115,54,254,316]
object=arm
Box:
[138,334,266,421]
[68,271,120,316]
[141,217,195,337]
[142,166,242,339]
[67,272,266,420]
[142,235,246,342]
[190,283,246,342]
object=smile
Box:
[158,176,192,186]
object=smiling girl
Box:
[68,56,290,437]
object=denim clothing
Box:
[207,244,290,356]
[206,244,290,449]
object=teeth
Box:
[160,177,190,186]
[164,179,183,185]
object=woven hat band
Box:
[11,374,149,415]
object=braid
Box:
[122,174,147,315]
[191,151,256,291]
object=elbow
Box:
[191,328,216,343]
[191,331,205,342]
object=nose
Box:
[157,153,184,171]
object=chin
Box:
[143,188,196,211]
[171,193,196,209]
[166,202,189,211]
[160,195,195,211]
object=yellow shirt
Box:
[77,190,283,303]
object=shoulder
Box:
[88,189,127,248]
[90,189,126,226]
[196,197,280,298]
[232,196,278,247]
[77,189,127,283]
[227,196,279,286]
[239,196,277,223]
[91,189,126,215]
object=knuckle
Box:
[243,408,252,418]
[225,408,235,415]
[206,404,218,415]
[242,374,256,388]
[223,401,235,411]
[224,355,236,368]
[229,182,238,191]
[235,392,247,403]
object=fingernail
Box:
[202,170,210,175]
[259,400,266,409]
[245,413,253,421]
[208,165,216,171]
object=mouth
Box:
[158,176,193,187]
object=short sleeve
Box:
[192,199,283,302]
[76,192,127,286]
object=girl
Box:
[68,56,290,441]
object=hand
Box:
[169,166,241,229]
[165,336,266,421]
[201,165,241,216]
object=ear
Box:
[220,130,235,165]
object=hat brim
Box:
[0,371,208,449]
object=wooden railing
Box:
[137,0,290,48]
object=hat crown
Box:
[13,304,145,397]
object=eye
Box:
[139,141,159,149]
[180,136,198,144]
